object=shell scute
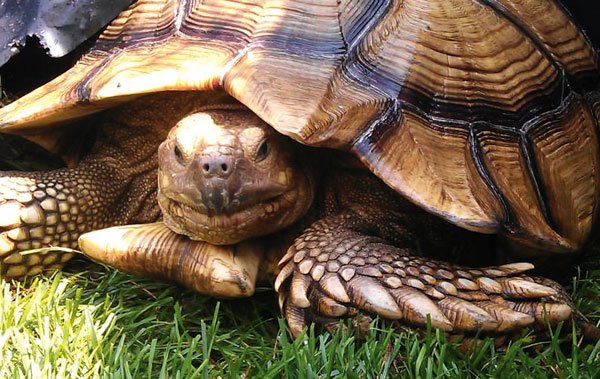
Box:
[1,0,598,251]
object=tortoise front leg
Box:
[79,222,262,298]
[275,211,573,337]
[0,93,216,280]
[0,158,159,279]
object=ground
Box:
[0,255,599,378]
[1,65,600,379]
[0,129,599,379]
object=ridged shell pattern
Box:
[0,0,598,251]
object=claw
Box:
[290,272,311,308]
[278,246,296,267]
[474,301,534,332]
[313,292,348,317]
[390,287,453,331]
[477,277,503,294]
[313,315,346,334]
[346,276,403,319]
[507,301,573,326]
[454,278,479,291]
[498,279,557,298]
[274,260,294,292]
[284,300,307,338]
[496,262,534,275]
[320,274,351,303]
[437,297,499,331]
[81,223,261,298]
[278,289,288,310]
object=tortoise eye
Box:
[174,144,185,163]
[256,139,270,162]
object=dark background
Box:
[561,0,600,46]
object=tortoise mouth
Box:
[182,180,289,216]
[158,185,304,245]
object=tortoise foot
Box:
[275,239,573,337]
[0,172,83,278]
[0,141,159,279]
[79,222,262,298]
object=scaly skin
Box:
[275,173,574,336]
[0,93,579,335]
[80,222,264,298]
[157,107,316,245]
[0,92,231,278]
[80,106,575,336]
[0,160,154,277]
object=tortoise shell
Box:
[1,0,599,253]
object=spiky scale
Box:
[357,266,383,278]
[311,264,326,281]
[455,278,479,291]
[437,281,458,296]
[0,0,591,339]
[346,276,403,319]
[298,259,315,275]
[339,267,356,282]
[384,276,403,289]
[477,277,503,294]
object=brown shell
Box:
[1,0,599,252]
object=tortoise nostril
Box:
[198,155,235,178]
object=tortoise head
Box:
[157,106,316,244]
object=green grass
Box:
[2,78,600,379]
[1,255,599,378]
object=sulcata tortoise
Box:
[0,0,598,335]
[79,97,579,336]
